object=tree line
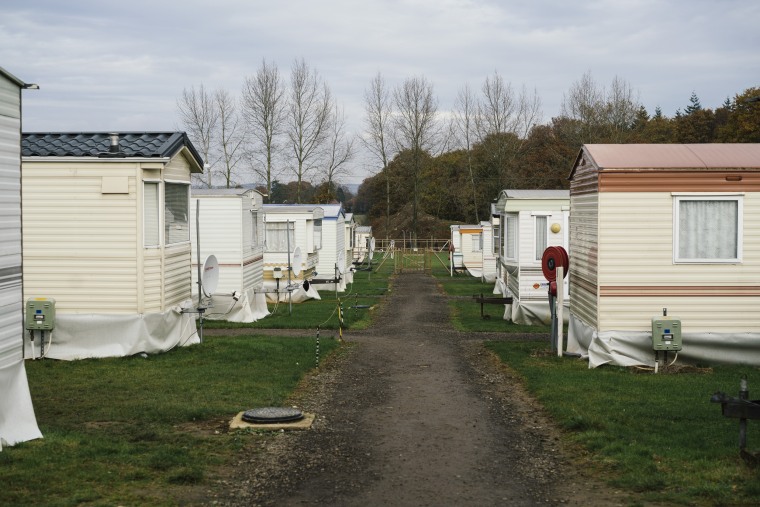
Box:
[176,62,759,239]
[355,72,759,238]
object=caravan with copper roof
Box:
[567,143,760,368]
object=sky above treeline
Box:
[2,0,758,183]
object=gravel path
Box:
[207,273,633,506]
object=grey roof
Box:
[320,204,344,219]
[191,188,258,197]
[0,65,28,87]
[22,132,204,168]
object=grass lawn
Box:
[486,341,760,506]
[1,335,341,506]
[204,253,393,332]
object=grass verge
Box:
[204,253,393,331]
[1,334,340,506]
[486,340,760,506]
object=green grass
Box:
[204,254,394,332]
[486,341,760,506]
[1,335,341,506]
[430,252,552,334]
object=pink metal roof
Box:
[583,144,760,170]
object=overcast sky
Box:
[2,0,758,184]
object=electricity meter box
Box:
[25,297,56,331]
[651,316,681,351]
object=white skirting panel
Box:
[567,313,760,368]
[0,360,43,449]
[25,303,199,361]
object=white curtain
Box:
[535,216,547,260]
[678,199,738,260]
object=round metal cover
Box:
[242,407,304,424]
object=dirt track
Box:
[207,273,634,506]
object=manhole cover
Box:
[242,407,304,424]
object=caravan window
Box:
[493,222,500,255]
[535,216,547,261]
[505,216,518,260]
[471,233,482,252]
[144,182,160,247]
[165,183,189,245]
[266,222,294,252]
[251,211,259,248]
[313,219,322,250]
[674,195,742,263]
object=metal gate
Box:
[372,239,450,275]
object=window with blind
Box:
[471,233,482,252]
[535,216,547,261]
[251,211,259,248]
[144,182,159,247]
[165,183,189,245]
[505,216,518,260]
[266,222,294,252]
[674,195,742,263]
[313,219,322,250]
[493,222,500,255]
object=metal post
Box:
[740,376,748,450]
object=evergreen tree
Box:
[684,92,702,115]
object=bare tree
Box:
[241,59,286,201]
[560,71,640,144]
[393,76,438,240]
[477,72,542,187]
[477,72,517,138]
[362,72,395,234]
[177,85,218,187]
[560,70,606,143]
[286,58,333,203]
[452,83,480,221]
[321,103,355,201]
[215,89,246,188]
[605,76,640,142]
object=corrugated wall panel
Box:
[598,192,760,286]
[0,75,21,366]
[598,296,760,333]
[164,246,191,306]
[568,191,599,328]
[21,162,139,313]
[164,155,191,182]
[190,197,244,294]
[317,219,339,276]
[597,191,760,332]
[143,255,162,312]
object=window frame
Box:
[672,193,743,264]
[504,215,518,261]
[164,182,190,246]
[534,214,548,261]
[143,180,160,248]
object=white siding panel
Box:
[164,246,191,306]
[22,162,141,314]
[164,155,191,182]
[0,77,21,366]
[599,296,760,333]
[569,193,599,328]
[190,197,243,294]
[599,192,760,286]
[143,254,162,312]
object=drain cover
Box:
[242,407,304,424]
